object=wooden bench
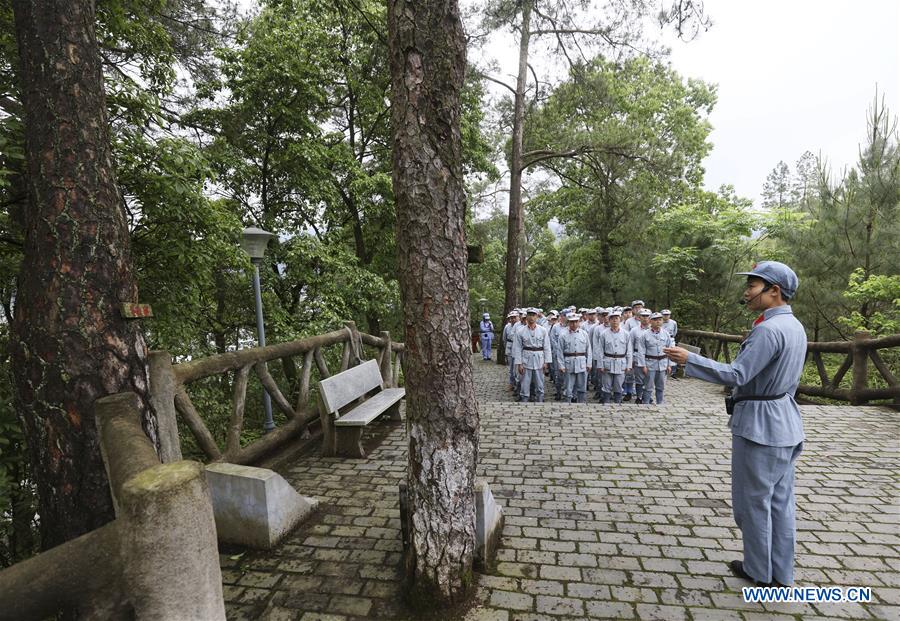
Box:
[318,359,405,458]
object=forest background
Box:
[0,0,897,565]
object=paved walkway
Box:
[223,355,899,621]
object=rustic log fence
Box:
[150,320,406,465]
[0,393,225,621]
[678,329,900,406]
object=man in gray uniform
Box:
[629,309,651,402]
[661,309,677,337]
[546,311,559,386]
[503,311,519,391]
[550,312,569,400]
[598,310,630,404]
[479,313,495,361]
[513,308,552,402]
[624,300,644,331]
[557,313,592,403]
[664,261,806,588]
[661,309,679,379]
[637,312,674,404]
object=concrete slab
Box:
[205,463,317,549]
[475,480,505,570]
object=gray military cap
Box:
[735,261,799,299]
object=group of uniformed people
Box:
[480,261,809,592]
[488,300,679,405]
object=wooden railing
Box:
[678,329,900,406]
[150,321,405,465]
[0,393,225,621]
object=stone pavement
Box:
[222,355,899,621]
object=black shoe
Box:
[729,560,770,587]
[623,394,632,402]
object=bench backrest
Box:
[319,359,383,414]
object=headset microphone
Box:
[739,284,772,306]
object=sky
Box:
[660,0,899,205]
[470,0,900,209]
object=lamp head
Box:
[241,227,275,261]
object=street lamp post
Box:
[241,227,276,433]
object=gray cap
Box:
[567,312,581,321]
[650,312,663,319]
[631,300,644,307]
[661,309,671,315]
[609,310,622,318]
[736,261,799,299]
[639,309,652,316]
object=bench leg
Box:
[387,400,402,422]
[319,400,336,457]
[335,427,366,458]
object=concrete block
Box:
[205,463,318,549]
[475,479,504,570]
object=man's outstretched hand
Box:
[663,347,689,365]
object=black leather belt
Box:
[523,346,544,351]
[646,354,666,360]
[726,392,788,415]
[604,352,625,358]
[734,393,788,403]
[564,352,586,357]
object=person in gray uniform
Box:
[550,312,569,400]
[557,313,592,403]
[637,312,674,404]
[590,308,608,399]
[661,309,677,337]
[624,300,644,331]
[598,310,630,403]
[546,311,559,385]
[479,312,495,361]
[661,309,679,379]
[629,309,652,402]
[664,261,806,588]
[503,311,519,391]
[513,308,552,402]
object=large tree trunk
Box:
[388,0,479,606]
[502,0,532,319]
[11,0,158,550]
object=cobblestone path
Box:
[223,355,899,621]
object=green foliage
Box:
[521,56,716,301]
[765,97,900,340]
[838,269,900,335]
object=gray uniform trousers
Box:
[642,370,667,404]
[519,368,545,402]
[566,371,587,403]
[732,437,803,585]
[601,373,624,404]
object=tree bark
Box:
[11,0,158,550]
[388,0,479,606]
[503,0,532,318]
